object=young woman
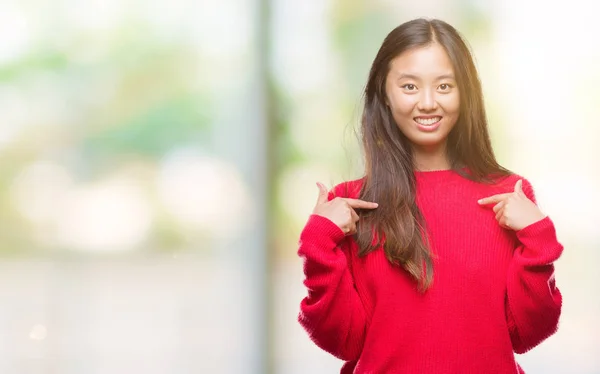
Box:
[297,18,563,373]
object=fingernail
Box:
[373,203,379,207]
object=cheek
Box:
[440,94,460,116]
[388,93,417,117]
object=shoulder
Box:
[328,178,365,201]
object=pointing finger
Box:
[342,198,379,210]
[478,193,511,206]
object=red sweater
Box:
[297,170,562,374]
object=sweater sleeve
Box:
[505,179,563,354]
[297,213,367,361]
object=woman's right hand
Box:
[313,182,379,235]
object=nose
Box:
[417,89,438,112]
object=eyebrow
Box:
[397,73,456,81]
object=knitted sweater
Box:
[297,170,563,374]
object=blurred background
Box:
[0,0,598,373]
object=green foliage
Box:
[82,94,211,158]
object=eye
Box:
[402,84,417,91]
[439,83,452,91]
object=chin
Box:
[410,134,448,148]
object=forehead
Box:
[388,43,455,77]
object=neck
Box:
[413,143,451,171]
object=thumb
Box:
[315,182,329,206]
[514,179,523,194]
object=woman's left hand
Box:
[478,179,547,231]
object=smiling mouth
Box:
[414,116,442,125]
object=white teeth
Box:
[415,117,441,125]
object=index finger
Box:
[477,193,511,206]
[342,198,379,209]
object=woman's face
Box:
[384,43,460,151]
